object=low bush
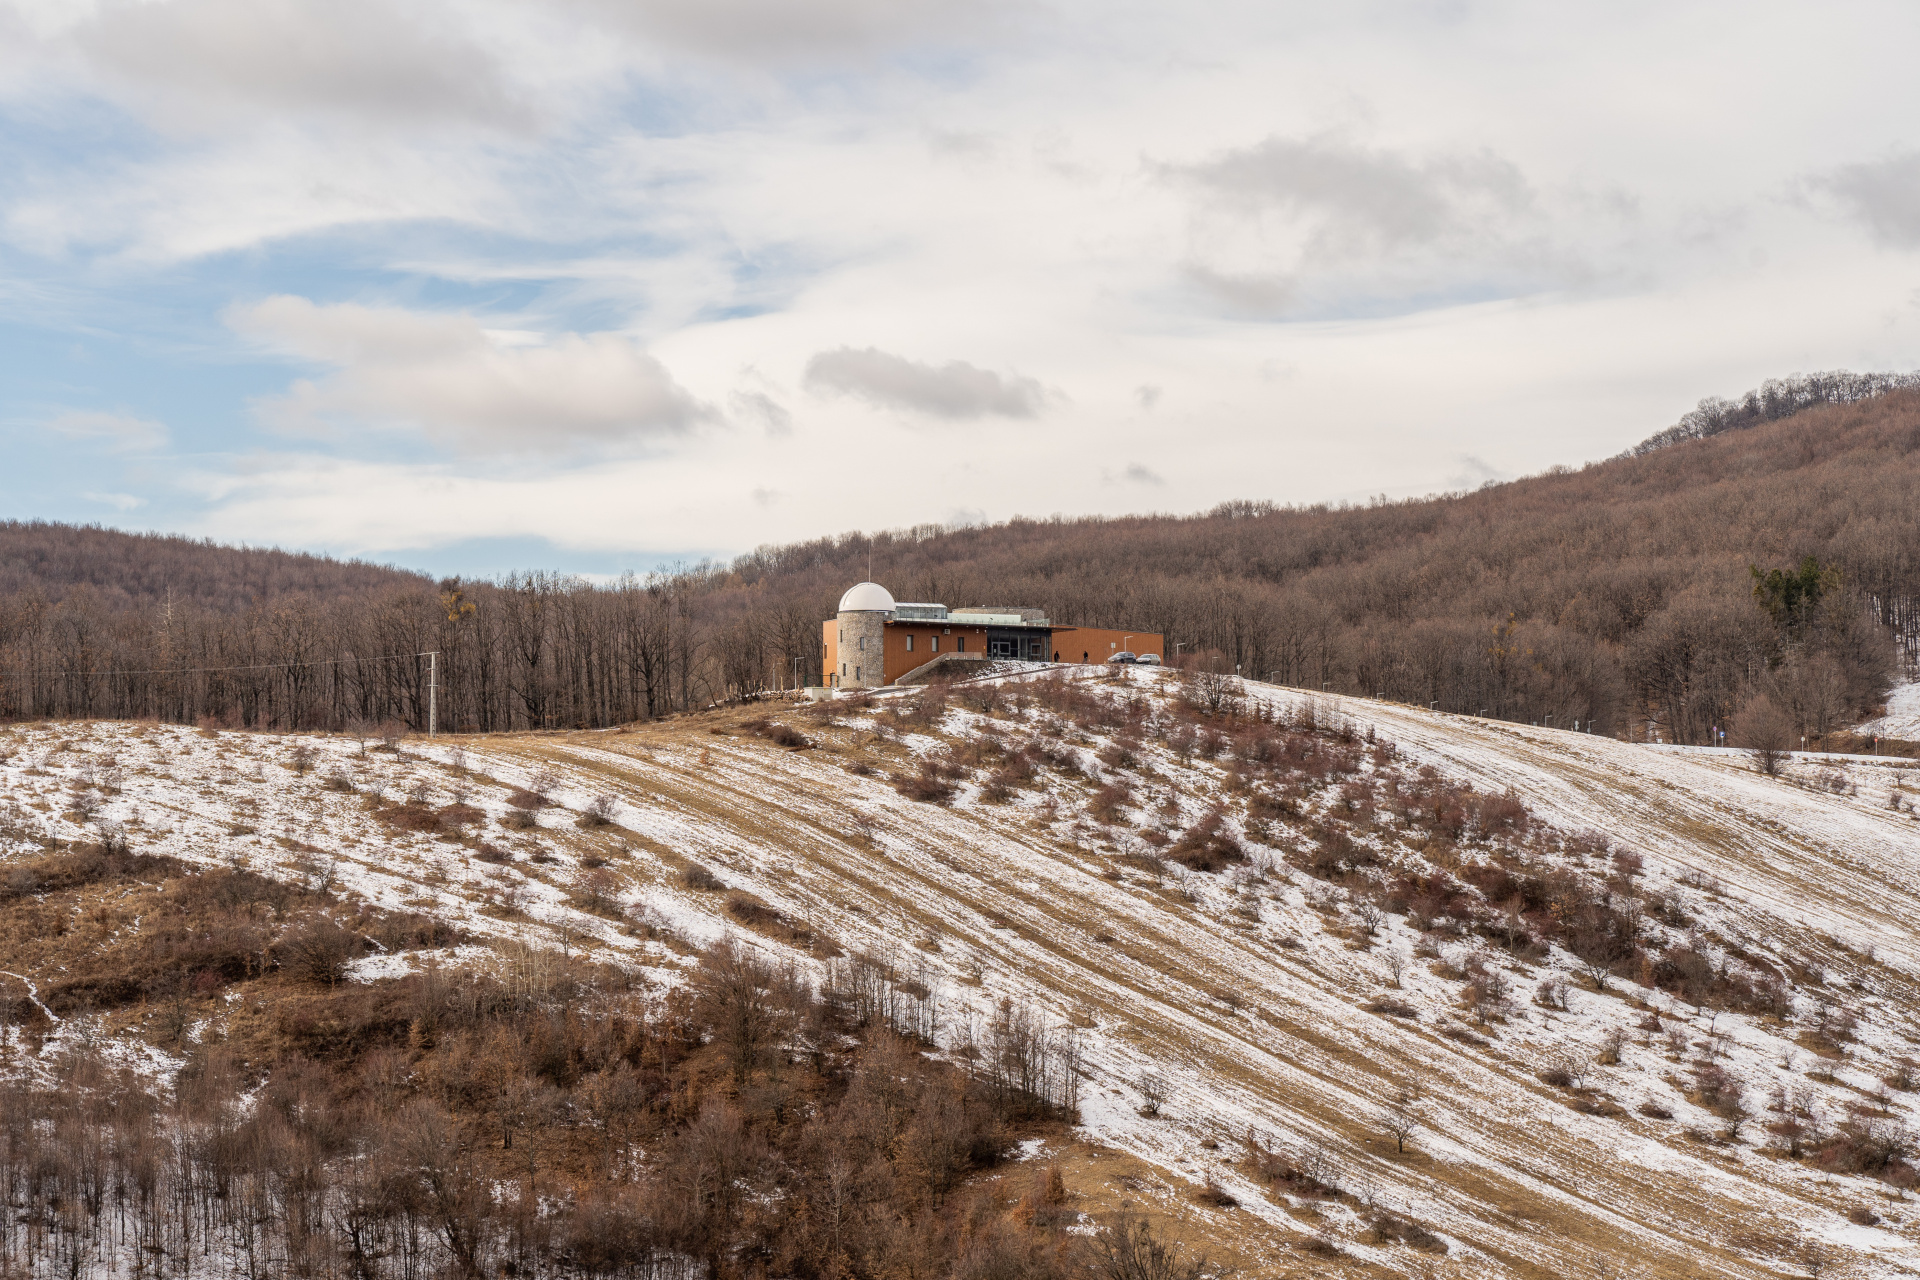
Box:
[576,794,619,827]
[378,803,443,834]
[505,786,547,810]
[1691,1061,1747,1119]
[1365,998,1418,1018]
[1191,1175,1238,1208]
[277,919,360,986]
[1362,1210,1448,1253]
[1166,809,1245,872]
[893,766,956,805]
[681,861,724,891]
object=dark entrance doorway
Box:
[987,628,1050,660]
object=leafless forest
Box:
[3,388,1917,744]
[0,848,1089,1280]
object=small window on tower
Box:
[906,635,914,651]
[957,636,966,652]
[932,636,939,652]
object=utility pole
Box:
[422,650,439,736]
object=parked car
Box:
[1135,652,1162,665]
[1106,651,1137,663]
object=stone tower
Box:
[834,581,894,689]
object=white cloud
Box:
[1164,131,1570,316]
[567,0,999,64]
[803,347,1051,419]
[730,389,794,437]
[82,491,146,511]
[48,409,169,452]
[1817,152,1920,248]
[65,0,535,132]
[1103,462,1164,486]
[229,295,707,453]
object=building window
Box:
[858,636,865,651]
[855,666,861,681]
[906,634,914,651]
[931,636,939,652]
[943,627,951,635]
[957,636,965,652]
[841,663,847,676]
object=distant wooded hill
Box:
[3,384,1917,743]
[0,521,426,613]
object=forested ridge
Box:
[0,521,426,612]
[3,385,1918,744]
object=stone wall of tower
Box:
[835,610,889,688]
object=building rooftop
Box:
[837,585,1050,627]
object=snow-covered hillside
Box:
[5,667,1920,1278]
[1864,678,1920,742]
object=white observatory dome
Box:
[838,581,896,613]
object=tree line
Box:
[2,390,1917,743]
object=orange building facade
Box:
[820,584,1164,688]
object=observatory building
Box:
[822,582,1164,689]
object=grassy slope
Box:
[4,669,1920,1278]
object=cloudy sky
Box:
[5,0,1920,576]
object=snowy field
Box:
[1864,678,1920,742]
[4,668,1920,1277]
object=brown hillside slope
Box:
[4,667,1920,1276]
[0,518,426,612]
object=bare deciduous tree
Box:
[1381,1100,1420,1154]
